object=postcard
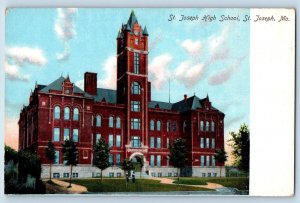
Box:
[4,8,295,196]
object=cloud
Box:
[5,118,19,150]
[208,26,230,63]
[174,61,205,88]
[55,8,77,61]
[98,56,117,89]
[149,54,172,89]
[4,61,30,82]
[208,57,245,86]
[6,46,47,66]
[181,39,202,56]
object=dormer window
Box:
[135,38,139,45]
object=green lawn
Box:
[71,178,213,193]
[173,177,249,191]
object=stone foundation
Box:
[41,164,225,179]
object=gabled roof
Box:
[171,96,202,113]
[93,88,117,104]
[38,76,92,98]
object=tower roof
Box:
[127,10,138,28]
[143,26,149,36]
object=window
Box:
[157,155,161,167]
[116,154,121,165]
[208,173,211,177]
[173,122,177,132]
[54,106,60,119]
[212,156,216,167]
[131,118,141,130]
[150,137,155,148]
[150,119,155,131]
[206,138,210,148]
[200,121,204,131]
[157,121,161,131]
[96,133,101,142]
[167,157,169,166]
[109,134,114,147]
[158,172,162,177]
[200,137,204,148]
[200,155,205,167]
[212,138,215,149]
[109,116,114,128]
[117,172,122,177]
[72,173,78,178]
[157,137,161,148]
[167,138,170,148]
[206,155,210,167]
[64,128,70,141]
[116,135,121,147]
[131,101,141,112]
[109,172,114,178]
[64,107,70,120]
[109,154,113,165]
[213,173,218,177]
[73,129,79,142]
[63,173,69,178]
[53,128,60,142]
[167,121,170,132]
[183,120,187,133]
[96,115,101,127]
[54,151,60,164]
[206,121,210,132]
[211,121,215,132]
[151,172,156,177]
[135,38,139,45]
[134,52,139,74]
[83,150,88,159]
[116,117,121,128]
[53,173,60,178]
[131,82,140,95]
[131,136,141,147]
[73,108,79,121]
[150,155,155,167]
[202,173,206,177]
[92,115,94,126]
[168,172,172,177]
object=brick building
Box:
[18,11,225,178]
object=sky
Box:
[4,8,250,161]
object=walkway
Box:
[150,177,225,190]
[51,179,88,194]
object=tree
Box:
[93,137,110,183]
[45,141,55,182]
[169,138,188,181]
[62,139,78,188]
[229,123,250,172]
[214,148,228,177]
[121,159,134,185]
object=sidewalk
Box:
[51,179,87,194]
[150,177,224,189]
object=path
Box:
[51,179,88,194]
[150,177,224,190]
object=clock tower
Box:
[116,11,150,157]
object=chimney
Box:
[184,94,187,102]
[84,72,97,95]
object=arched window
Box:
[167,121,170,132]
[150,119,155,131]
[116,117,121,129]
[54,106,60,119]
[131,82,141,95]
[96,115,101,127]
[206,121,210,132]
[211,121,215,132]
[73,108,79,121]
[109,116,114,128]
[200,121,204,131]
[157,120,161,131]
[64,107,70,120]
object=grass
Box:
[173,177,249,191]
[71,178,213,193]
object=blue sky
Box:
[5,8,250,149]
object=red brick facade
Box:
[18,12,225,177]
